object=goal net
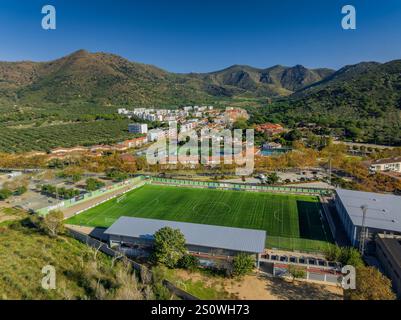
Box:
[116,194,127,203]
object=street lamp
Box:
[359,205,368,255]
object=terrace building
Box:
[122,136,148,148]
[370,157,401,173]
[104,216,266,267]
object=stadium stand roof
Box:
[104,216,266,254]
[336,189,401,232]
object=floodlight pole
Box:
[329,157,332,186]
[359,205,368,255]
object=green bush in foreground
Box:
[0,188,12,200]
[345,266,396,300]
[232,253,255,277]
[152,227,187,268]
[324,244,364,267]
[287,265,306,282]
[177,254,199,270]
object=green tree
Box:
[266,172,280,185]
[232,253,255,277]
[106,169,129,182]
[340,247,364,267]
[324,244,342,262]
[284,129,302,142]
[233,117,249,130]
[345,266,396,300]
[85,178,106,191]
[177,254,199,270]
[152,227,187,268]
[287,265,306,282]
[345,126,362,140]
[325,245,364,267]
[38,210,65,237]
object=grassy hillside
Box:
[0,221,103,299]
[0,210,158,300]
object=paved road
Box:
[62,184,135,219]
[333,140,395,150]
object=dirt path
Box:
[175,269,343,300]
[224,274,343,300]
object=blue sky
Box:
[0,0,400,72]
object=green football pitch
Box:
[66,184,333,252]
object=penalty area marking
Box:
[116,194,127,203]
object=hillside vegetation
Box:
[0,214,160,300]
[0,50,332,106]
[1,50,401,149]
[253,60,401,145]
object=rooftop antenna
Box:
[359,205,368,255]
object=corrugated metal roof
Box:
[336,189,401,232]
[104,216,266,253]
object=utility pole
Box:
[359,205,368,256]
[329,156,332,186]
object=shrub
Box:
[177,254,199,270]
[85,178,105,191]
[0,188,12,200]
[14,186,28,196]
[232,253,255,277]
[37,210,65,237]
[345,266,396,300]
[287,265,306,282]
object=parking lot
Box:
[2,170,113,212]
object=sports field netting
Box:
[66,184,333,252]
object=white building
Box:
[165,116,177,122]
[8,171,22,179]
[128,123,148,134]
[147,129,165,142]
[118,108,129,115]
[370,157,401,173]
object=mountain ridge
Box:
[0,49,335,106]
